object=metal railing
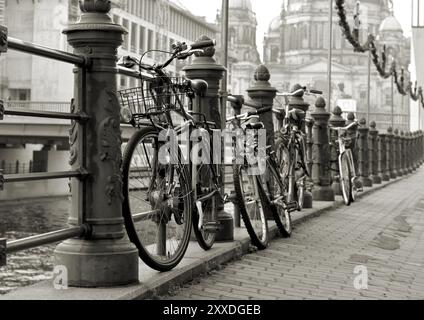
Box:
[4,101,71,113]
[0,26,89,266]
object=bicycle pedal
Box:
[202,222,221,233]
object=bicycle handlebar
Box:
[331,120,359,132]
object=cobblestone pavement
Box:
[166,168,424,300]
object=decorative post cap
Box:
[64,0,125,34]
[347,112,355,122]
[359,118,367,126]
[194,35,216,57]
[247,64,277,98]
[254,65,271,82]
[387,127,393,134]
[394,128,399,135]
[401,131,405,136]
[370,121,377,129]
[332,106,343,117]
[79,0,111,13]
[315,96,326,109]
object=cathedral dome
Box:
[268,16,282,33]
[229,0,252,11]
[379,15,403,33]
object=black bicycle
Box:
[118,39,225,271]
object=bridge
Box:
[0,0,424,302]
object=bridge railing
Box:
[0,20,91,270]
[0,1,141,286]
[4,101,71,114]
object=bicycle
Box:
[227,95,297,239]
[274,87,322,211]
[330,121,361,206]
[226,95,274,249]
[118,39,226,271]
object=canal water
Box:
[0,197,70,295]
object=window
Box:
[131,22,137,53]
[122,19,129,50]
[9,89,31,101]
[139,26,145,54]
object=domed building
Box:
[217,0,261,96]
[263,0,411,131]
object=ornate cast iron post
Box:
[400,131,406,175]
[286,84,312,208]
[394,129,402,177]
[329,106,346,195]
[246,65,277,149]
[306,118,315,179]
[379,131,389,182]
[357,118,372,187]
[310,97,334,201]
[413,132,419,171]
[369,121,381,184]
[183,36,233,241]
[387,127,396,179]
[346,112,359,173]
[406,132,413,174]
[55,0,139,287]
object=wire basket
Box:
[118,77,192,124]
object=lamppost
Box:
[327,0,333,108]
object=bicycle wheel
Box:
[339,152,352,206]
[266,157,293,238]
[122,126,192,271]
[233,164,269,250]
[192,163,217,251]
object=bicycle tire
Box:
[339,152,352,206]
[192,164,217,251]
[122,126,192,271]
[233,164,270,250]
[267,158,292,238]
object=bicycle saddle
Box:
[246,122,264,130]
[189,79,208,96]
[288,108,305,121]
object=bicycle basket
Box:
[118,77,192,124]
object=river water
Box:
[0,197,70,295]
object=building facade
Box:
[216,0,261,96]
[263,0,411,131]
[0,0,218,102]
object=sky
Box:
[175,0,412,59]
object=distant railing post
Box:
[305,117,315,180]
[311,97,334,201]
[246,65,277,149]
[54,0,139,287]
[406,132,413,174]
[369,121,381,184]
[400,131,406,175]
[387,127,396,179]
[413,132,418,171]
[183,35,233,242]
[357,118,372,187]
[379,131,390,182]
[329,106,346,195]
[394,129,402,177]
